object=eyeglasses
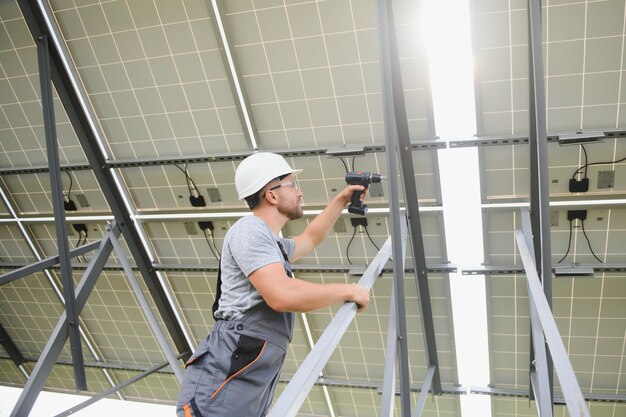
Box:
[268,180,299,192]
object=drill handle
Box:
[349,188,368,216]
[351,188,365,208]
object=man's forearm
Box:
[304,192,349,246]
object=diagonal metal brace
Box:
[10,223,120,417]
[267,222,404,417]
[514,229,591,417]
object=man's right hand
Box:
[348,283,370,312]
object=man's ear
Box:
[264,189,277,205]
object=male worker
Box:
[177,152,370,417]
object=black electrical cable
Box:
[351,156,356,172]
[581,144,589,179]
[346,226,357,265]
[364,226,380,251]
[74,231,87,263]
[572,153,626,179]
[580,221,604,263]
[203,229,221,261]
[339,157,349,173]
[557,220,573,264]
[175,164,201,197]
[64,171,73,202]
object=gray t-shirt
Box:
[214,215,295,320]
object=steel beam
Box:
[0,321,25,367]
[0,241,100,286]
[36,32,85,390]
[376,0,441,395]
[380,281,398,417]
[53,354,185,417]
[4,353,623,404]
[109,235,184,382]
[206,0,258,149]
[1,261,456,277]
[376,0,420,414]
[463,263,626,275]
[0,141,447,175]
[412,366,436,417]
[515,230,591,417]
[267,231,398,417]
[17,0,192,362]
[527,0,554,408]
[10,224,119,417]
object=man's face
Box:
[267,174,303,220]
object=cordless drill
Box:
[345,171,384,216]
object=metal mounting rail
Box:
[267,223,404,417]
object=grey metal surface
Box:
[53,354,185,417]
[10,225,118,417]
[377,0,442,397]
[37,33,84,390]
[267,232,397,417]
[515,230,591,417]
[0,241,100,285]
[380,283,398,417]
[377,0,414,414]
[412,366,436,417]
[16,0,192,362]
[109,233,184,382]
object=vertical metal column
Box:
[377,0,442,396]
[11,224,119,417]
[521,209,553,417]
[380,284,398,417]
[527,0,554,408]
[36,33,85,391]
[515,230,590,417]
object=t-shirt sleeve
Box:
[279,236,296,260]
[228,219,285,277]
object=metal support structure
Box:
[10,224,120,417]
[0,321,24,367]
[53,354,185,417]
[207,0,258,149]
[527,0,554,407]
[0,179,123,400]
[10,221,185,416]
[0,141,447,176]
[380,284,398,417]
[412,366,436,417]
[376,0,442,397]
[515,229,591,417]
[109,236,185,383]
[0,241,101,286]
[521,208,552,416]
[36,32,85,390]
[17,0,192,363]
[267,227,401,417]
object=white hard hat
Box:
[235,152,302,200]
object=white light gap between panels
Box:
[422,1,491,416]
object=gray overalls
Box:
[177,242,294,417]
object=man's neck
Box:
[252,206,288,235]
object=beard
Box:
[278,200,303,220]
